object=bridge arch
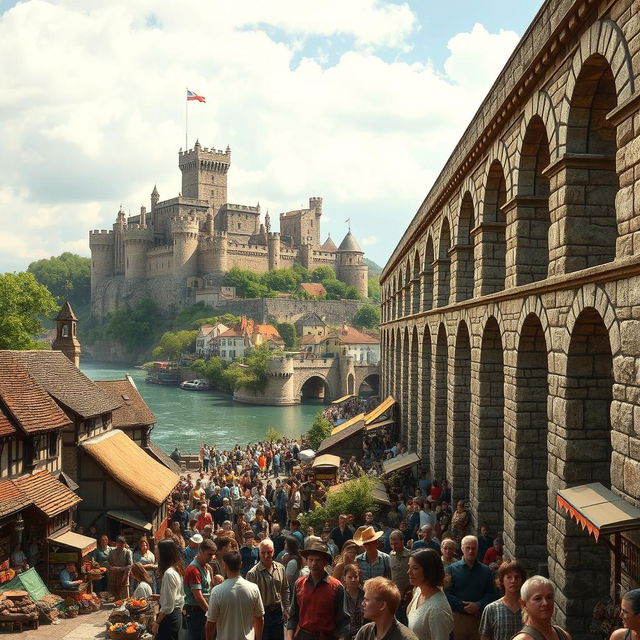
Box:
[296,372,337,403]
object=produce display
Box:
[35,593,63,623]
[0,590,38,622]
[108,620,146,639]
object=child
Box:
[343,563,365,640]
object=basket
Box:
[109,631,142,640]
[67,609,79,618]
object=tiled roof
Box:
[10,351,121,418]
[219,327,246,338]
[81,430,179,506]
[320,236,337,252]
[330,326,379,345]
[0,406,16,436]
[337,231,363,253]
[299,283,326,297]
[14,470,81,517]
[0,478,32,519]
[144,441,182,475]
[300,334,324,346]
[56,301,78,321]
[0,352,72,434]
[94,377,156,429]
[294,313,327,328]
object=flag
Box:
[345,218,350,223]
[187,89,206,103]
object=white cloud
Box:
[0,1,521,271]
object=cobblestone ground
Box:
[0,608,110,640]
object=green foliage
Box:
[368,276,381,302]
[311,266,335,282]
[0,272,58,349]
[262,269,301,293]
[344,286,361,300]
[192,313,241,329]
[265,427,283,442]
[190,356,227,388]
[322,278,347,300]
[276,322,298,350]
[306,411,333,450]
[27,252,90,311]
[152,330,198,360]
[223,267,263,297]
[224,344,271,392]
[300,475,377,532]
[102,298,164,354]
[352,304,380,329]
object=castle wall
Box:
[147,246,174,276]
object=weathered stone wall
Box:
[380,1,640,637]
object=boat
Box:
[179,379,211,391]
[145,361,180,385]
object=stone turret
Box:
[178,141,230,214]
[52,301,81,367]
[123,223,153,279]
[171,215,200,277]
[151,185,159,212]
[268,232,281,270]
[336,230,369,299]
[89,229,115,296]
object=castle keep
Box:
[90,141,368,317]
[381,0,640,636]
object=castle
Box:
[90,141,368,318]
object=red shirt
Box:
[289,573,347,634]
[195,512,213,531]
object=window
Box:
[48,432,57,457]
[222,351,227,357]
[62,324,69,338]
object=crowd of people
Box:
[322,396,378,425]
[72,434,636,640]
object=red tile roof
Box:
[0,406,16,437]
[0,478,32,518]
[299,282,326,297]
[14,470,81,517]
[331,326,379,345]
[94,377,156,429]
[0,352,72,434]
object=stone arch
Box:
[401,327,410,442]
[402,263,412,317]
[422,234,435,312]
[412,250,421,314]
[409,326,420,452]
[387,330,396,399]
[515,296,553,353]
[357,372,379,397]
[454,192,475,302]
[470,316,505,533]
[297,373,336,402]
[450,319,471,504]
[483,139,513,199]
[420,325,432,466]
[558,18,634,153]
[513,91,559,173]
[431,323,448,480]
[436,218,451,306]
[478,160,507,295]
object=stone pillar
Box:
[433,258,451,307]
[421,267,434,311]
[472,223,506,296]
[450,245,474,302]
[411,277,421,314]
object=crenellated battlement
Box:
[89,229,115,246]
[179,141,230,174]
[268,357,294,377]
[170,215,199,235]
[224,203,260,213]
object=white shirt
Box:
[159,567,185,614]
[407,588,453,640]
[207,576,265,640]
[133,581,153,600]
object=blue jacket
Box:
[444,559,498,613]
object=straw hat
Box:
[300,541,333,563]
[352,525,383,546]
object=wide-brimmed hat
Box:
[190,533,203,544]
[300,541,333,563]
[352,525,383,546]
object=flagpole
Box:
[185,89,188,150]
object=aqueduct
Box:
[381,1,640,636]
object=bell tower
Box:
[52,301,81,367]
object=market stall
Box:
[382,452,421,477]
[46,530,97,596]
[312,454,341,484]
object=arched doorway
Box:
[300,376,329,403]
[347,373,355,395]
[455,194,474,302]
[358,373,380,398]
[480,161,507,295]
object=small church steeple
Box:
[52,301,81,368]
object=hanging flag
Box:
[187,89,206,103]
[345,218,350,223]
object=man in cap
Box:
[354,526,391,581]
[287,541,350,640]
[184,533,203,565]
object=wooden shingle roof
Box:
[0,478,32,519]
[10,351,121,418]
[94,377,156,429]
[14,471,81,517]
[0,352,71,434]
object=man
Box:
[185,533,203,565]
[275,482,288,528]
[321,531,339,558]
[363,511,381,532]
[287,541,350,640]
[206,550,264,640]
[411,525,441,553]
[354,526,391,581]
[445,535,498,640]
[355,577,418,640]
[287,482,301,525]
[196,503,214,532]
[479,561,526,640]
[184,539,217,640]
[107,536,133,600]
[240,531,258,577]
[172,502,190,533]
[330,514,354,553]
[271,523,286,558]
[209,486,224,526]
[247,539,290,640]
[388,530,411,624]
[170,447,182,464]
[406,501,421,542]
[289,520,304,548]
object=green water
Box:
[80,362,320,455]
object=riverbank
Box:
[80,361,320,453]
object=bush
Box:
[300,475,377,532]
[353,304,380,329]
[265,427,283,442]
[152,330,198,360]
[306,412,333,450]
[276,322,298,350]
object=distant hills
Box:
[365,258,384,275]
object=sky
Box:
[0,0,543,272]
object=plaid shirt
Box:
[345,587,365,639]
[479,598,522,640]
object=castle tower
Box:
[89,228,115,297]
[178,140,230,214]
[113,208,126,276]
[123,223,153,280]
[151,185,159,211]
[336,230,369,299]
[171,215,200,277]
[52,301,81,367]
[309,197,322,247]
[268,232,281,270]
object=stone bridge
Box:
[233,354,380,405]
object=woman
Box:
[92,535,112,593]
[151,540,184,640]
[133,536,157,592]
[512,576,571,640]
[168,522,186,549]
[406,548,453,640]
[441,537,457,568]
[332,540,359,582]
[450,501,470,541]
[611,590,640,640]
[130,562,153,600]
[282,536,304,591]
[251,508,269,538]
[343,563,365,640]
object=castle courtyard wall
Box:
[380,1,640,637]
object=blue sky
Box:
[0,0,543,271]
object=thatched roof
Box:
[81,430,179,506]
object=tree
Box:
[276,322,298,350]
[190,356,226,388]
[224,344,271,392]
[152,330,198,360]
[27,252,90,310]
[344,286,361,300]
[352,304,381,329]
[103,298,164,354]
[265,427,283,442]
[368,276,381,302]
[311,266,335,282]
[323,278,347,300]
[0,272,58,349]
[306,411,333,450]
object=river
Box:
[80,362,321,455]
